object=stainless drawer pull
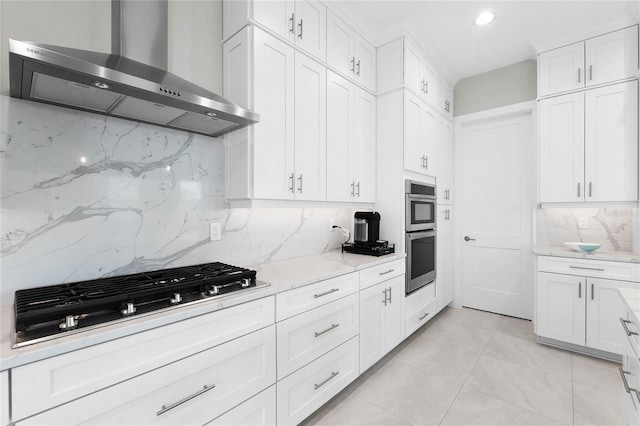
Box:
[315,323,340,337]
[314,288,339,299]
[387,286,392,304]
[382,288,388,306]
[379,269,395,276]
[418,313,429,320]
[314,371,339,390]
[578,282,582,298]
[569,266,605,272]
[619,367,640,400]
[620,317,639,336]
[591,283,594,300]
[157,384,215,416]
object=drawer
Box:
[276,293,359,379]
[209,385,276,426]
[276,337,359,426]
[359,258,405,290]
[404,280,436,315]
[275,273,358,321]
[12,296,275,421]
[537,256,640,281]
[1,371,8,426]
[17,326,276,426]
[405,298,437,338]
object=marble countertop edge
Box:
[0,250,404,371]
[533,246,640,263]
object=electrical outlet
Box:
[578,217,589,229]
[210,222,222,241]
[329,218,336,230]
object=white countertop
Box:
[0,250,404,371]
[533,246,640,263]
[619,288,640,328]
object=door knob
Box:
[464,236,476,241]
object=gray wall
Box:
[454,60,537,116]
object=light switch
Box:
[210,222,222,241]
[578,217,589,229]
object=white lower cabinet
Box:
[208,385,276,426]
[359,275,404,373]
[1,371,8,426]
[620,301,640,426]
[436,205,453,312]
[17,326,277,426]
[276,337,359,425]
[404,282,437,337]
[536,256,640,355]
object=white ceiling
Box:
[328,0,640,84]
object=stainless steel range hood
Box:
[8,0,258,138]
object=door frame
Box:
[452,101,537,314]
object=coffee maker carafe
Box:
[353,211,381,245]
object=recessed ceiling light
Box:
[475,11,496,26]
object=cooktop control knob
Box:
[120,302,137,316]
[170,293,182,304]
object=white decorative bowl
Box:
[564,242,601,253]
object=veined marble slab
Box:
[533,246,640,263]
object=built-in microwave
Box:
[405,180,436,232]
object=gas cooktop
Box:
[13,262,268,347]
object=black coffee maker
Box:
[342,211,394,256]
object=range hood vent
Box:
[8,0,258,138]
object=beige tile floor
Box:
[302,307,624,426]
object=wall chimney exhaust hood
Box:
[9,0,258,138]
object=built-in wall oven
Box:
[405,180,437,294]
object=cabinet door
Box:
[208,385,276,426]
[359,282,384,373]
[420,105,437,176]
[586,278,635,354]
[253,29,295,200]
[435,77,453,117]
[294,52,326,201]
[326,71,354,202]
[383,276,405,352]
[404,91,424,174]
[584,80,638,202]
[539,92,585,203]
[436,206,453,311]
[436,118,452,204]
[353,87,376,202]
[326,10,353,77]
[1,371,7,426]
[354,34,376,92]
[253,0,295,42]
[538,42,585,97]
[536,272,585,346]
[586,26,639,87]
[404,40,422,95]
[421,59,436,105]
[293,0,326,61]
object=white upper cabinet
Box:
[223,0,326,61]
[436,118,453,204]
[404,91,437,177]
[326,10,376,92]
[538,25,638,97]
[326,71,375,202]
[539,80,638,204]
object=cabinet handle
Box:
[314,371,339,390]
[350,181,355,196]
[289,172,295,193]
[577,68,581,83]
[156,384,216,416]
[382,288,388,306]
[379,269,395,276]
[425,81,429,95]
[356,59,361,76]
[588,181,592,197]
[289,14,295,34]
[387,286,392,304]
[314,323,340,338]
[620,318,639,336]
[589,65,593,81]
[418,312,430,320]
[351,57,355,73]
[425,156,428,170]
[591,283,594,300]
[446,209,450,221]
[578,282,582,298]
[619,367,640,401]
[298,19,303,39]
[356,181,360,197]
[298,174,303,193]
[314,288,339,298]
[577,182,581,198]
[569,266,605,272]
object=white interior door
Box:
[459,110,534,319]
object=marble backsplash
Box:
[0,96,355,305]
[536,208,638,252]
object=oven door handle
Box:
[406,194,436,201]
[407,230,437,240]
